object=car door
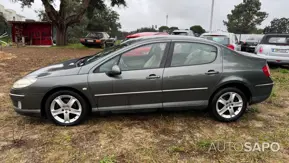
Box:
[162,41,222,109]
[88,41,170,111]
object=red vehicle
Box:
[126,32,168,39]
[124,32,168,56]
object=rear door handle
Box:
[146,74,161,79]
[205,70,219,75]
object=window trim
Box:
[94,41,171,73]
[165,41,218,68]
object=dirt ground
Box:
[0,47,289,163]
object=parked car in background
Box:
[125,32,168,40]
[172,29,195,36]
[201,32,241,51]
[255,34,289,65]
[241,36,263,53]
[80,32,115,48]
[10,35,273,126]
[124,32,168,56]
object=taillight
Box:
[80,38,85,42]
[258,46,263,53]
[262,64,271,77]
[227,44,235,50]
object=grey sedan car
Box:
[10,35,273,126]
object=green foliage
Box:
[158,26,169,32]
[278,68,289,74]
[223,0,268,34]
[0,14,8,34]
[131,27,157,33]
[169,26,179,33]
[51,43,88,49]
[190,25,206,35]
[264,18,289,34]
[86,7,121,34]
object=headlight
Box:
[12,77,37,89]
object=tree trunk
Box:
[56,25,67,46]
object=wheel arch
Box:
[40,86,92,117]
[209,81,253,105]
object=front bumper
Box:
[10,91,43,117]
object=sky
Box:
[1,0,288,31]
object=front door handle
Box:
[205,70,219,75]
[146,74,161,79]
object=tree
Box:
[158,26,169,32]
[14,0,126,46]
[169,26,179,33]
[86,7,121,34]
[264,18,289,34]
[190,25,206,35]
[130,27,157,33]
[223,0,268,34]
[0,14,7,34]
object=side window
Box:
[98,56,120,73]
[170,42,217,67]
[119,43,167,71]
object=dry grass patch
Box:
[0,47,289,162]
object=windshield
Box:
[86,33,103,38]
[202,35,230,45]
[85,44,127,64]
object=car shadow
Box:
[269,64,289,70]
[20,108,211,126]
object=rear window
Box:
[268,37,289,44]
[261,35,289,45]
[201,35,230,45]
[173,32,188,36]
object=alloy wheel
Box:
[50,95,82,124]
[216,92,243,119]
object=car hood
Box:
[26,58,81,78]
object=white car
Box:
[200,32,241,51]
[255,34,289,65]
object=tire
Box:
[45,90,89,126]
[210,87,248,122]
[101,42,106,49]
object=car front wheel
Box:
[45,90,88,126]
[210,87,248,122]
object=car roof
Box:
[123,35,219,46]
[126,32,168,38]
[201,32,234,37]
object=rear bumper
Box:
[256,54,289,65]
[250,83,274,105]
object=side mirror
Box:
[106,65,121,76]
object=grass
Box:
[0,49,289,162]
[99,155,116,163]
[51,43,90,49]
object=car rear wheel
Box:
[45,90,88,126]
[210,87,247,122]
